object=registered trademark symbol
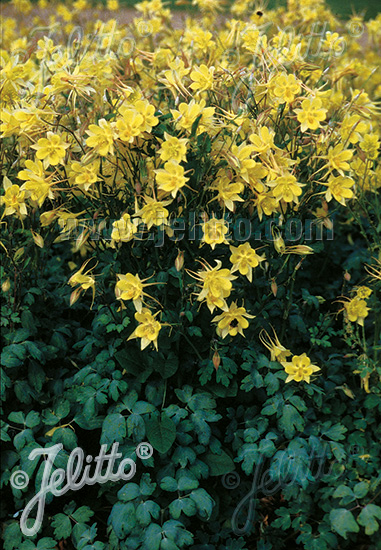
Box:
[136,442,153,459]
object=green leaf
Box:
[353,481,369,499]
[160,476,178,492]
[51,513,72,540]
[329,508,359,539]
[203,450,235,476]
[357,504,381,535]
[146,414,176,454]
[118,483,140,501]
[100,413,126,449]
[3,522,22,550]
[71,506,94,523]
[278,404,304,439]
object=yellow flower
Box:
[18,159,55,207]
[355,286,372,300]
[269,174,305,204]
[69,160,99,191]
[190,259,237,313]
[86,119,116,156]
[190,64,215,93]
[134,196,172,230]
[272,73,301,104]
[133,100,159,133]
[116,110,144,144]
[210,173,244,212]
[111,213,138,245]
[158,132,188,163]
[281,353,320,383]
[68,259,96,308]
[344,297,369,326]
[0,176,27,217]
[201,217,229,250]
[359,134,380,160]
[249,126,275,155]
[325,144,353,175]
[212,302,255,338]
[254,193,279,221]
[229,242,265,282]
[323,175,354,205]
[339,114,367,145]
[155,160,189,198]
[115,273,157,312]
[107,0,119,9]
[294,97,327,132]
[259,329,292,363]
[128,308,161,351]
[31,131,69,168]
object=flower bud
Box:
[344,271,351,281]
[175,250,184,271]
[271,278,278,297]
[2,278,11,293]
[212,350,221,371]
[31,230,44,249]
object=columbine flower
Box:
[268,174,305,204]
[190,64,215,93]
[323,175,354,205]
[189,259,237,313]
[86,119,116,156]
[229,243,265,282]
[128,308,161,351]
[344,297,369,326]
[259,328,292,362]
[0,176,27,217]
[69,160,100,191]
[201,216,230,250]
[111,213,138,245]
[115,273,159,313]
[155,160,189,198]
[212,302,255,338]
[294,97,327,132]
[68,259,96,308]
[272,73,301,104]
[19,159,55,207]
[134,196,172,230]
[210,173,244,212]
[158,132,188,163]
[324,144,353,175]
[31,131,69,168]
[355,286,372,300]
[281,353,320,383]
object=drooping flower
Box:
[281,353,320,383]
[115,273,159,312]
[0,176,27,217]
[128,308,161,351]
[344,297,369,326]
[189,259,237,313]
[68,259,96,308]
[259,328,292,362]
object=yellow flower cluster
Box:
[1,0,380,354]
